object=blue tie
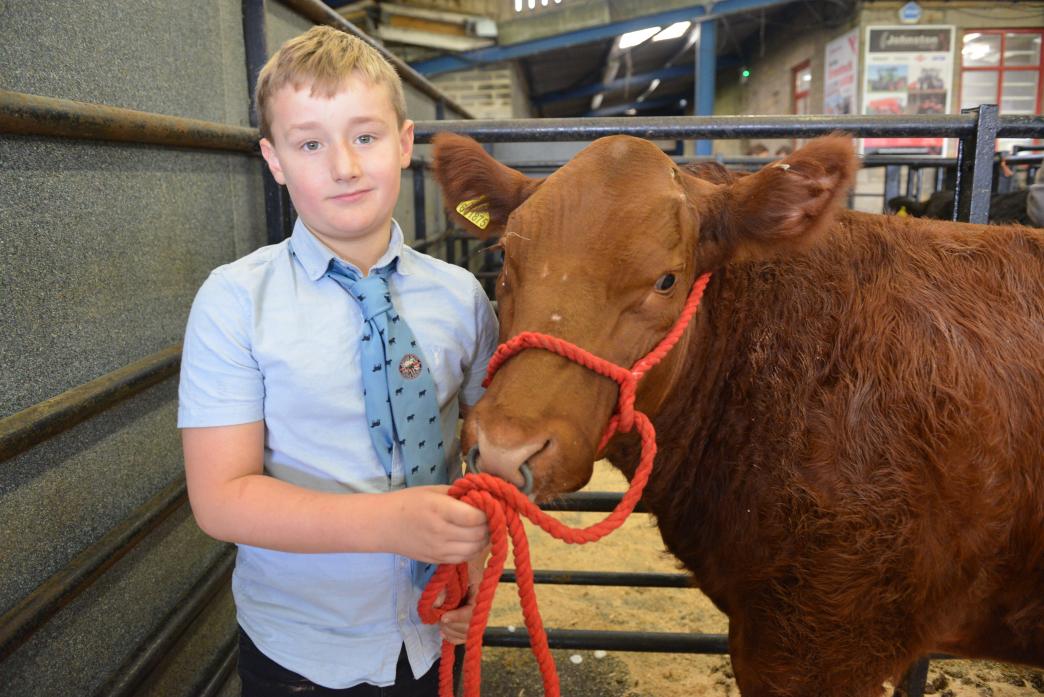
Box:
[327,259,447,585]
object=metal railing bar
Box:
[410,229,454,253]
[501,569,690,588]
[416,154,1039,172]
[485,627,958,660]
[276,0,473,120]
[92,548,235,697]
[539,492,637,513]
[994,114,1044,137]
[0,477,188,661]
[413,114,1044,144]
[483,627,729,654]
[0,344,182,463]
[0,90,257,152]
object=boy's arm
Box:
[183,422,487,560]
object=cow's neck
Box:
[604,253,845,590]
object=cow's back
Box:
[621,210,1044,666]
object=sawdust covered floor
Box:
[476,461,1044,697]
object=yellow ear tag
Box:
[456,197,491,230]
[897,205,907,217]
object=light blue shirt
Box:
[177,219,498,689]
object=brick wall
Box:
[431,63,531,119]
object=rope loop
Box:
[418,272,711,697]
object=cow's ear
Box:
[432,133,541,239]
[719,134,858,259]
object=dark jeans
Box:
[238,627,446,697]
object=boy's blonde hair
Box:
[255,25,407,140]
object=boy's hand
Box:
[385,486,488,564]
[433,550,489,644]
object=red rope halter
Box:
[418,272,712,697]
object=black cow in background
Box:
[887,189,1035,225]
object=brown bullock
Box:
[432,133,1044,696]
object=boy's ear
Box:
[399,120,415,169]
[432,133,541,239]
[713,134,858,259]
[259,138,286,186]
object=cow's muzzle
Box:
[466,445,534,496]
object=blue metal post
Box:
[695,19,717,156]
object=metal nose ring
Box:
[465,445,534,496]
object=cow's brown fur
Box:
[432,133,1044,696]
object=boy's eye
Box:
[301,141,321,152]
[356,134,375,145]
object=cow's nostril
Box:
[465,445,534,495]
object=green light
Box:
[741,68,751,78]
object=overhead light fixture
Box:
[653,21,691,42]
[515,0,522,10]
[962,42,991,61]
[618,26,661,50]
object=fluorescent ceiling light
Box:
[515,0,522,11]
[653,21,691,42]
[962,42,991,61]
[618,26,661,50]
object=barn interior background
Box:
[1,0,1043,695]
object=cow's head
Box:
[434,134,857,498]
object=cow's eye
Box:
[654,273,676,292]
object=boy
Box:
[178,25,498,696]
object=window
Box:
[961,30,1042,113]
[790,60,812,149]
[961,29,1043,150]
[792,60,813,115]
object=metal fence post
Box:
[954,104,999,224]
[243,0,292,244]
[412,165,427,242]
[894,657,930,697]
[884,165,902,213]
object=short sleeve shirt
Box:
[177,219,499,688]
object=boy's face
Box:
[259,75,413,255]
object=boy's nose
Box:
[332,145,362,181]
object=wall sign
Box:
[824,28,859,115]
[862,25,955,155]
[899,1,923,24]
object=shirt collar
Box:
[289,218,414,281]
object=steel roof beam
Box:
[411,0,792,76]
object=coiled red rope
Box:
[418,272,712,697]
